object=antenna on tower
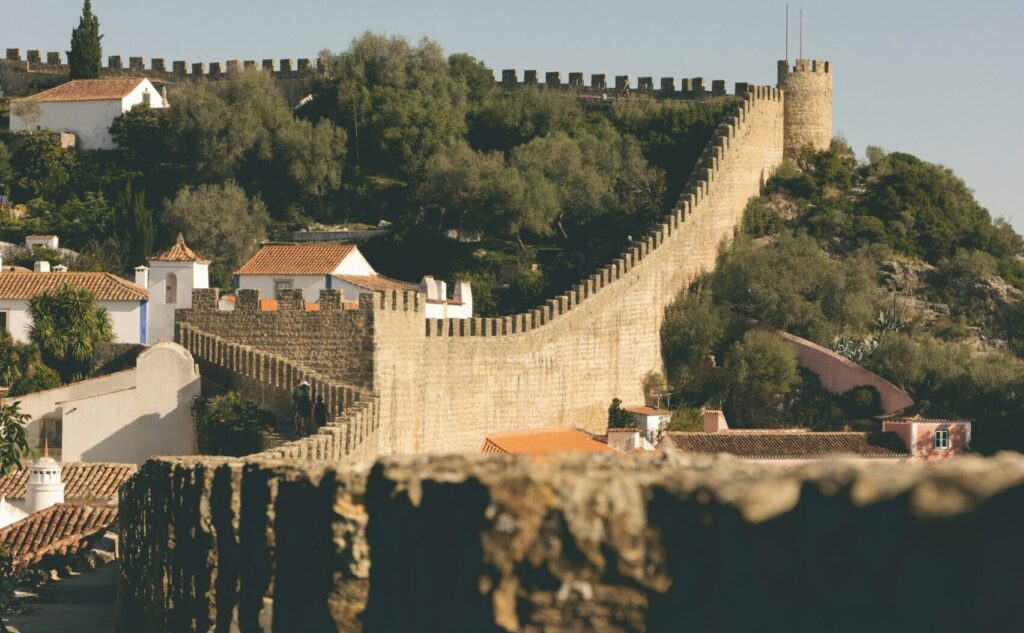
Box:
[785,4,789,62]
[799,8,804,59]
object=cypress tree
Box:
[67,0,103,79]
[116,180,155,267]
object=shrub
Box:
[193,392,274,457]
[607,398,637,429]
[840,386,882,419]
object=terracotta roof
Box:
[481,428,617,455]
[0,272,147,301]
[151,233,210,264]
[623,405,671,416]
[334,274,417,292]
[661,431,911,459]
[220,295,321,311]
[15,78,147,103]
[235,244,356,275]
[1,266,32,273]
[25,235,58,239]
[0,463,137,504]
[0,503,118,568]
[879,401,969,423]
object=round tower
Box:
[777,59,832,159]
[24,441,65,514]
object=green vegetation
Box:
[28,283,113,382]
[661,140,1024,452]
[67,0,103,80]
[607,398,637,429]
[193,391,274,456]
[0,401,32,476]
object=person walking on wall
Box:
[292,380,312,436]
[313,394,327,431]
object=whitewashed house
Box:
[3,341,200,463]
[226,243,472,318]
[0,264,149,344]
[0,234,209,344]
[9,77,167,150]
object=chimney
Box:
[420,275,439,300]
[53,264,68,272]
[34,261,51,273]
[454,280,473,306]
[24,439,64,514]
[0,254,4,273]
[135,265,149,288]
[161,85,169,106]
[703,409,729,433]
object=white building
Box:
[137,233,210,343]
[9,77,168,150]
[622,405,672,438]
[0,264,149,344]
[227,243,472,318]
[3,341,200,463]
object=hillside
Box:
[659,140,1024,453]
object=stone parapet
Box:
[119,452,1024,632]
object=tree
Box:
[109,103,167,163]
[0,141,12,195]
[607,398,637,429]
[28,283,113,382]
[722,330,800,428]
[115,181,155,268]
[67,0,103,80]
[193,391,273,456]
[0,401,32,476]
[162,181,270,286]
[9,132,75,201]
[661,289,725,387]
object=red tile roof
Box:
[623,405,671,416]
[0,463,137,504]
[16,78,147,103]
[481,428,617,455]
[661,431,911,459]
[334,274,417,292]
[0,503,118,568]
[235,244,356,275]
[151,233,210,264]
[0,272,147,301]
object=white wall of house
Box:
[236,274,330,303]
[145,260,208,343]
[334,250,374,276]
[10,79,167,150]
[0,298,143,344]
[4,342,199,463]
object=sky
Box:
[2,0,1022,230]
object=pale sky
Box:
[3,0,1022,230]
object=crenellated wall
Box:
[118,452,1024,632]
[177,86,785,457]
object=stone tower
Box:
[777,59,832,159]
[24,441,65,514]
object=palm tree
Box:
[28,283,113,382]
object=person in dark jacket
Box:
[313,394,328,430]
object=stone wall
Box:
[118,452,1024,632]
[176,87,785,458]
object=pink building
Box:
[879,403,971,461]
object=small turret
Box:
[777,59,833,159]
[24,439,65,514]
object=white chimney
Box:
[0,254,4,273]
[24,441,64,514]
[135,265,149,288]
[53,264,68,272]
[703,409,729,433]
[34,261,51,273]
[421,275,439,300]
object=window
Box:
[165,273,178,304]
[934,429,950,450]
[274,280,293,299]
[142,90,151,106]
[0,311,7,334]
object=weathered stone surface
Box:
[120,453,1024,632]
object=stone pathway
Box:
[3,563,117,633]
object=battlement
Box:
[423,85,782,339]
[497,68,755,100]
[1,47,318,81]
[777,58,831,75]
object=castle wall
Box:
[117,452,1024,632]
[371,89,784,454]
